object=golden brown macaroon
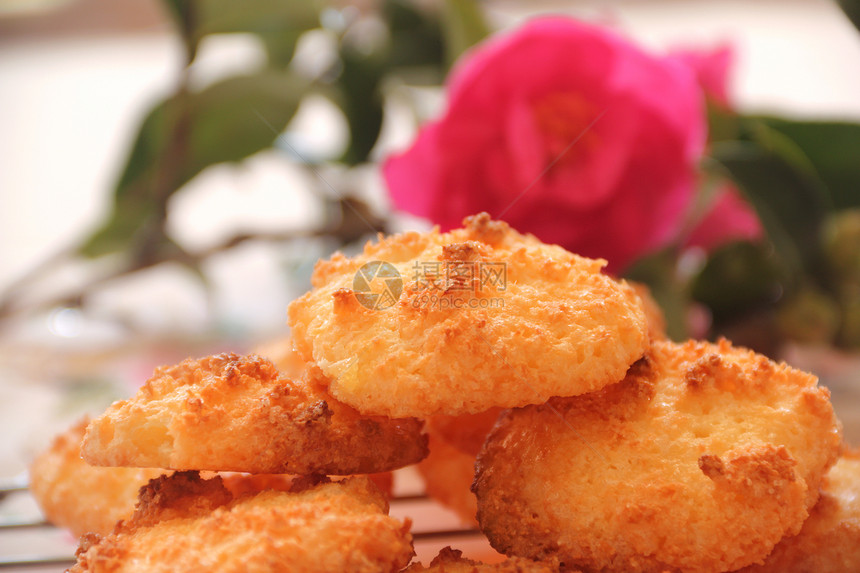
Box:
[250,336,397,491]
[417,433,480,526]
[82,353,427,474]
[404,546,561,572]
[70,472,414,573]
[29,419,165,537]
[250,335,306,376]
[629,281,667,341]
[29,420,375,536]
[473,339,842,573]
[288,213,648,417]
[427,408,503,457]
[417,409,502,525]
[739,448,860,572]
[215,472,294,498]
[221,471,394,499]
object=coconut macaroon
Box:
[629,280,667,342]
[70,473,414,573]
[30,419,165,537]
[403,546,561,572]
[30,417,398,538]
[427,408,503,457]
[83,353,427,475]
[739,448,860,572]
[288,213,648,417]
[250,335,306,377]
[472,339,842,573]
[417,433,480,526]
[417,409,502,525]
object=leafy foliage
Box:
[82,0,489,257]
[708,139,828,279]
[693,109,860,350]
[442,0,490,65]
[162,0,319,64]
[838,0,860,35]
[4,0,860,356]
[80,72,308,258]
[758,118,860,210]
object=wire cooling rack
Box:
[0,470,489,571]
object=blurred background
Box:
[1,0,860,481]
[1,0,860,567]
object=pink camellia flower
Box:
[685,186,764,251]
[669,44,733,109]
[384,17,706,273]
[669,44,764,250]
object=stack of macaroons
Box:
[287,213,650,418]
[70,472,413,573]
[29,214,856,572]
[40,347,425,572]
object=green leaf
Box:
[756,117,860,210]
[623,248,689,341]
[324,0,447,164]
[161,0,320,64]
[706,101,741,144]
[745,119,818,175]
[162,0,197,61]
[690,241,783,319]
[839,293,860,349]
[707,139,829,278]
[383,0,446,69]
[775,285,841,346]
[442,0,489,66]
[838,0,860,35]
[260,30,306,68]
[78,202,162,260]
[185,73,307,166]
[824,209,860,284]
[80,71,307,258]
[336,47,385,165]
[80,99,183,258]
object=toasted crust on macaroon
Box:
[473,339,841,573]
[629,281,667,341]
[427,408,503,457]
[417,433,480,526]
[739,448,860,572]
[29,419,165,537]
[83,353,427,474]
[404,546,561,572]
[288,213,648,417]
[30,419,385,536]
[70,473,413,573]
[250,335,306,376]
[417,409,503,525]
